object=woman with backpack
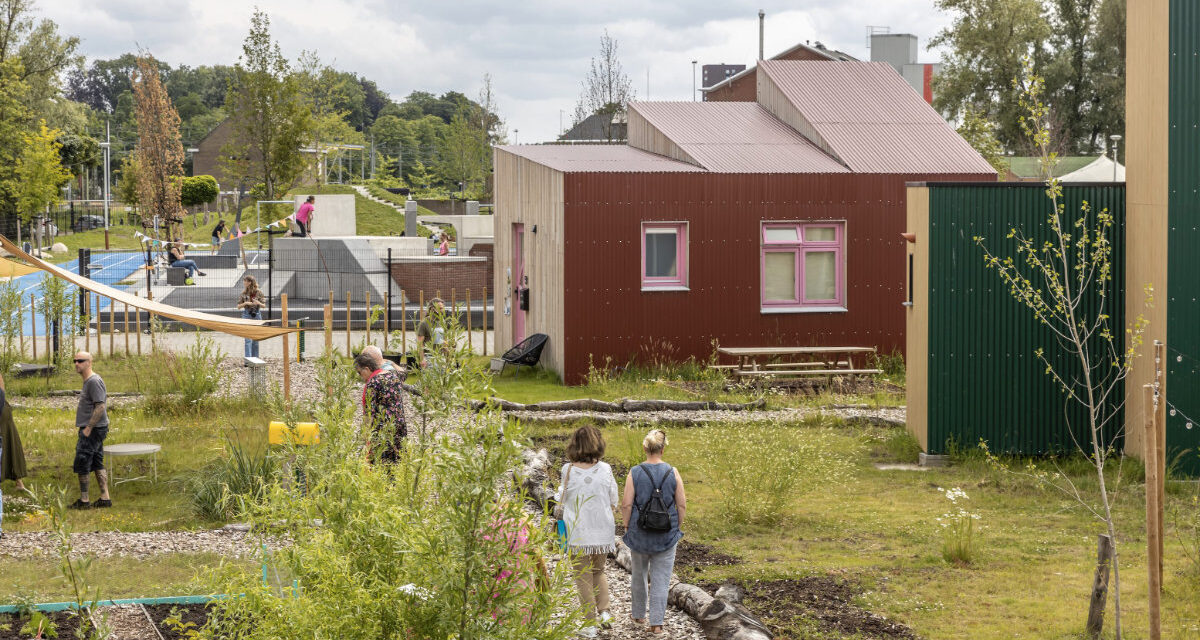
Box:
[620,429,686,634]
[554,425,619,637]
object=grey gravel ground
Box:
[0,528,267,560]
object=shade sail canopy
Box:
[0,236,298,341]
[0,258,40,277]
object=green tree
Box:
[0,57,31,225]
[223,9,314,199]
[132,54,185,233]
[0,0,81,122]
[931,0,1052,149]
[115,155,139,214]
[180,174,218,208]
[956,108,1007,177]
[1086,0,1125,148]
[15,121,70,246]
[1042,0,1105,152]
[437,108,487,194]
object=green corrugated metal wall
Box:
[1166,0,1200,474]
[926,184,1126,455]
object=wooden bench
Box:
[713,346,879,384]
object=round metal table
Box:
[103,443,162,484]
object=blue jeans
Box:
[242,308,260,357]
[630,544,677,626]
[173,259,198,277]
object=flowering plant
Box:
[935,486,981,565]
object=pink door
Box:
[512,223,525,344]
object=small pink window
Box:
[761,222,845,310]
[641,222,688,289]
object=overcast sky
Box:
[40,0,952,143]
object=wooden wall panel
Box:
[905,186,930,451]
[1125,0,1169,456]
[492,149,566,376]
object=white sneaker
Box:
[598,611,614,629]
[578,626,599,638]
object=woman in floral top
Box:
[354,352,408,463]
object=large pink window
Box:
[760,222,845,311]
[641,222,688,290]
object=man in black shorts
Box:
[70,351,111,509]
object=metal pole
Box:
[103,121,111,250]
[346,291,351,354]
[387,248,392,350]
[267,236,273,321]
[282,294,290,402]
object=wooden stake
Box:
[1085,534,1113,639]
[109,297,115,356]
[366,290,372,345]
[149,312,156,354]
[345,291,352,354]
[30,295,36,361]
[401,291,407,353]
[1153,340,1166,589]
[93,294,101,358]
[1144,384,1162,640]
[282,294,290,402]
[17,301,23,358]
[482,286,488,356]
[124,303,130,356]
[43,301,49,362]
[466,288,472,355]
[419,290,425,322]
[324,303,332,354]
[136,296,142,356]
[84,291,90,353]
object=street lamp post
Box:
[1109,134,1122,182]
[100,120,111,250]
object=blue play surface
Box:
[11,251,146,336]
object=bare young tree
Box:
[573,30,633,141]
[131,54,185,237]
[974,60,1148,640]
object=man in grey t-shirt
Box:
[70,351,110,509]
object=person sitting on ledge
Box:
[167,243,206,280]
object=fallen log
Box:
[523,398,621,412]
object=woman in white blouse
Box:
[555,424,619,637]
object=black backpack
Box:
[636,464,673,533]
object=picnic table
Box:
[713,346,881,380]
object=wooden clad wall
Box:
[754,67,840,164]
[1125,0,1169,456]
[905,186,930,451]
[626,106,701,167]
[492,149,567,376]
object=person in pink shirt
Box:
[295,195,315,237]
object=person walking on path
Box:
[70,352,110,510]
[354,352,408,463]
[0,374,27,494]
[620,429,686,634]
[555,425,619,637]
[166,243,206,282]
[237,276,266,359]
[437,231,450,256]
[294,195,315,237]
[210,220,227,253]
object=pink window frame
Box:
[760,222,845,308]
[641,222,689,289]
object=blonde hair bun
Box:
[642,429,667,454]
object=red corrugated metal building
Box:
[494,61,997,384]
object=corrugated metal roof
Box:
[760,61,997,174]
[630,101,849,173]
[496,144,702,173]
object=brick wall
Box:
[390,257,491,301]
[469,242,494,288]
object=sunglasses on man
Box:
[74,358,90,363]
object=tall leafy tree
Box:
[1043,0,1103,151]
[223,9,313,199]
[956,107,1007,177]
[573,29,633,142]
[437,108,487,194]
[1086,0,1125,149]
[132,54,185,233]
[931,0,1052,149]
[0,57,31,222]
[0,0,81,121]
[15,120,69,246]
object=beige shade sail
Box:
[0,258,40,277]
[0,236,297,341]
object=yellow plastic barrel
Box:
[268,421,320,445]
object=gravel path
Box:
[0,528,269,560]
[509,404,906,427]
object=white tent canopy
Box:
[1060,156,1125,182]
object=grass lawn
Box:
[526,419,1200,639]
[6,354,185,396]
[0,553,245,603]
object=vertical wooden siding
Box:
[492,149,566,375]
[905,186,930,451]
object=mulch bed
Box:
[0,610,87,640]
[701,577,917,640]
[144,604,210,640]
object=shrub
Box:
[144,333,225,413]
[180,436,277,521]
[699,426,855,526]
